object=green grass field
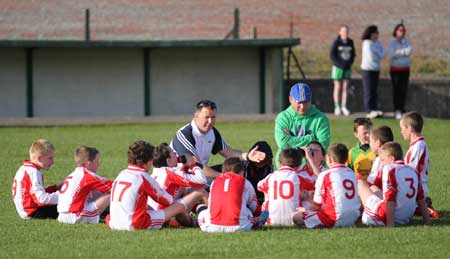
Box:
[1,119,449,258]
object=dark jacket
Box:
[330,36,356,70]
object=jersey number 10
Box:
[273,180,294,200]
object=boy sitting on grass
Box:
[198,157,265,232]
[57,146,112,224]
[400,111,439,219]
[358,142,430,227]
[297,141,326,189]
[292,144,360,228]
[258,148,307,225]
[107,140,203,231]
[366,125,394,192]
[150,143,208,227]
[12,139,61,219]
[347,118,376,181]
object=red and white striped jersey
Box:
[376,161,424,225]
[367,156,382,188]
[207,172,259,226]
[150,165,206,209]
[312,164,360,227]
[12,160,59,219]
[405,137,429,197]
[57,167,112,215]
[297,164,325,191]
[257,167,304,225]
[108,165,174,230]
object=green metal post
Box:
[26,48,33,117]
[279,48,285,110]
[144,48,150,116]
[259,48,266,114]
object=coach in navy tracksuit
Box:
[170,100,266,179]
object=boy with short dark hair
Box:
[12,139,61,219]
[297,141,326,187]
[292,144,361,228]
[57,146,112,224]
[367,125,394,190]
[150,143,207,226]
[347,118,376,180]
[358,142,430,227]
[257,148,306,225]
[400,111,439,218]
[197,157,263,232]
[107,141,202,231]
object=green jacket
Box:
[274,105,330,169]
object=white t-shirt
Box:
[170,120,228,165]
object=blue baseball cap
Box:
[290,83,312,103]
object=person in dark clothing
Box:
[389,23,413,119]
[330,25,356,116]
[244,141,274,205]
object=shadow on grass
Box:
[70,210,449,231]
[256,210,450,230]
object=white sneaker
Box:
[395,110,402,119]
[366,111,378,119]
[341,107,350,116]
[334,107,341,116]
[375,110,384,117]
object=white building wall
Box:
[150,47,260,115]
[33,48,143,117]
[0,48,27,118]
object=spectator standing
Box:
[389,23,413,119]
[330,25,356,116]
[361,25,387,119]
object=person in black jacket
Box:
[330,25,356,116]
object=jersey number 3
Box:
[405,178,416,199]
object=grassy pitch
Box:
[1,118,449,258]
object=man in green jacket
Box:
[274,83,330,169]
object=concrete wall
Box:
[286,79,450,118]
[0,48,27,117]
[0,46,271,118]
[149,47,260,115]
[33,48,144,117]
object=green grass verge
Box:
[1,118,449,258]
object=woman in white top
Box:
[389,24,413,119]
[360,25,386,119]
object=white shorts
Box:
[146,209,166,230]
[58,201,99,224]
[197,210,253,233]
[362,194,385,226]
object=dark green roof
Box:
[0,38,300,48]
